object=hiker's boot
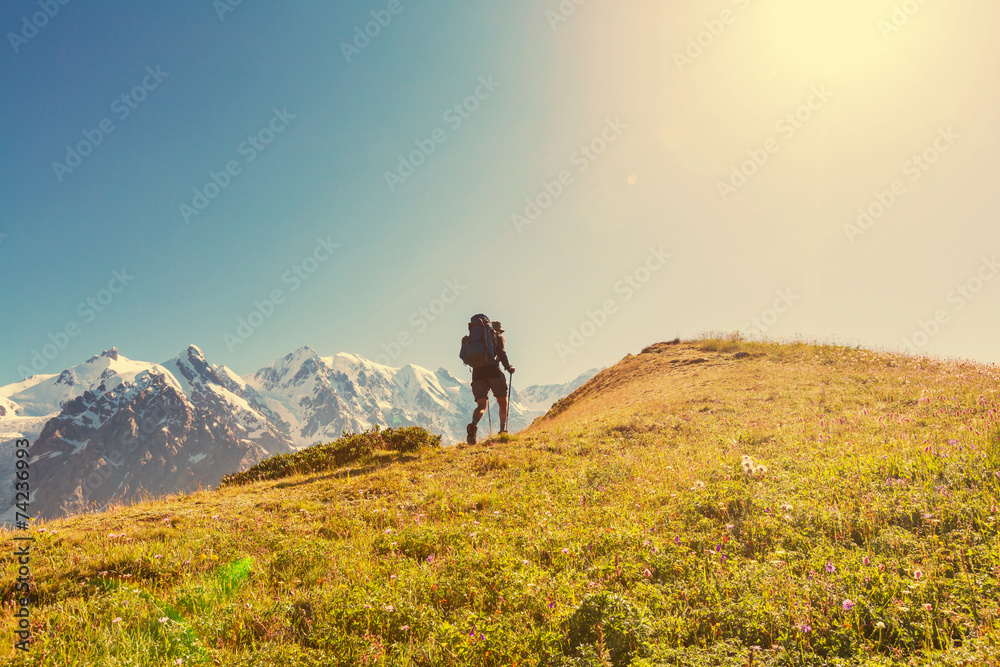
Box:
[466,423,477,445]
[499,426,508,435]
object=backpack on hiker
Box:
[459,314,499,369]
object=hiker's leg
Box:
[497,396,508,432]
[472,398,488,426]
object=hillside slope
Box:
[2,339,999,666]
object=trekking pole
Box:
[487,396,493,437]
[506,370,513,433]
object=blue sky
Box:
[3,0,999,389]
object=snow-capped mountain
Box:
[0,345,597,522]
[243,346,542,448]
[514,368,601,412]
[1,347,294,522]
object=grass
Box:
[2,338,1000,665]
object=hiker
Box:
[459,314,515,444]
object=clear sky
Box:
[3,0,999,389]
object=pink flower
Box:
[913,569,924,580]
[843,599,854,611]
[644,569,651,578]
[862,556,870,566]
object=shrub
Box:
[219,425,441,487]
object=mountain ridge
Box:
[0,344,598,521]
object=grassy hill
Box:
[2,338,1000,666]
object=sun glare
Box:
[762,0,887,72]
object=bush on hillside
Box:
[219,425,441,488]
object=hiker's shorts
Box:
[472,376,508,401]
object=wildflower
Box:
[674,536,681,545]
[153,554,163,559]
[825,562,836,574]
[426,555,434,564]
[562,548,569,554]
[799,623,812,633]
[158,617,169,624]
[384,528,393,534]
[843,599,854,611]
[211,515,221,520]
[112,617,122,624]
[175,660,184,666]
[644,569,651,578]
[923,603,932,611]
[401,625,410,631]
[863,556,870,566]
[913,569,923,580]
[385,604,394,612]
